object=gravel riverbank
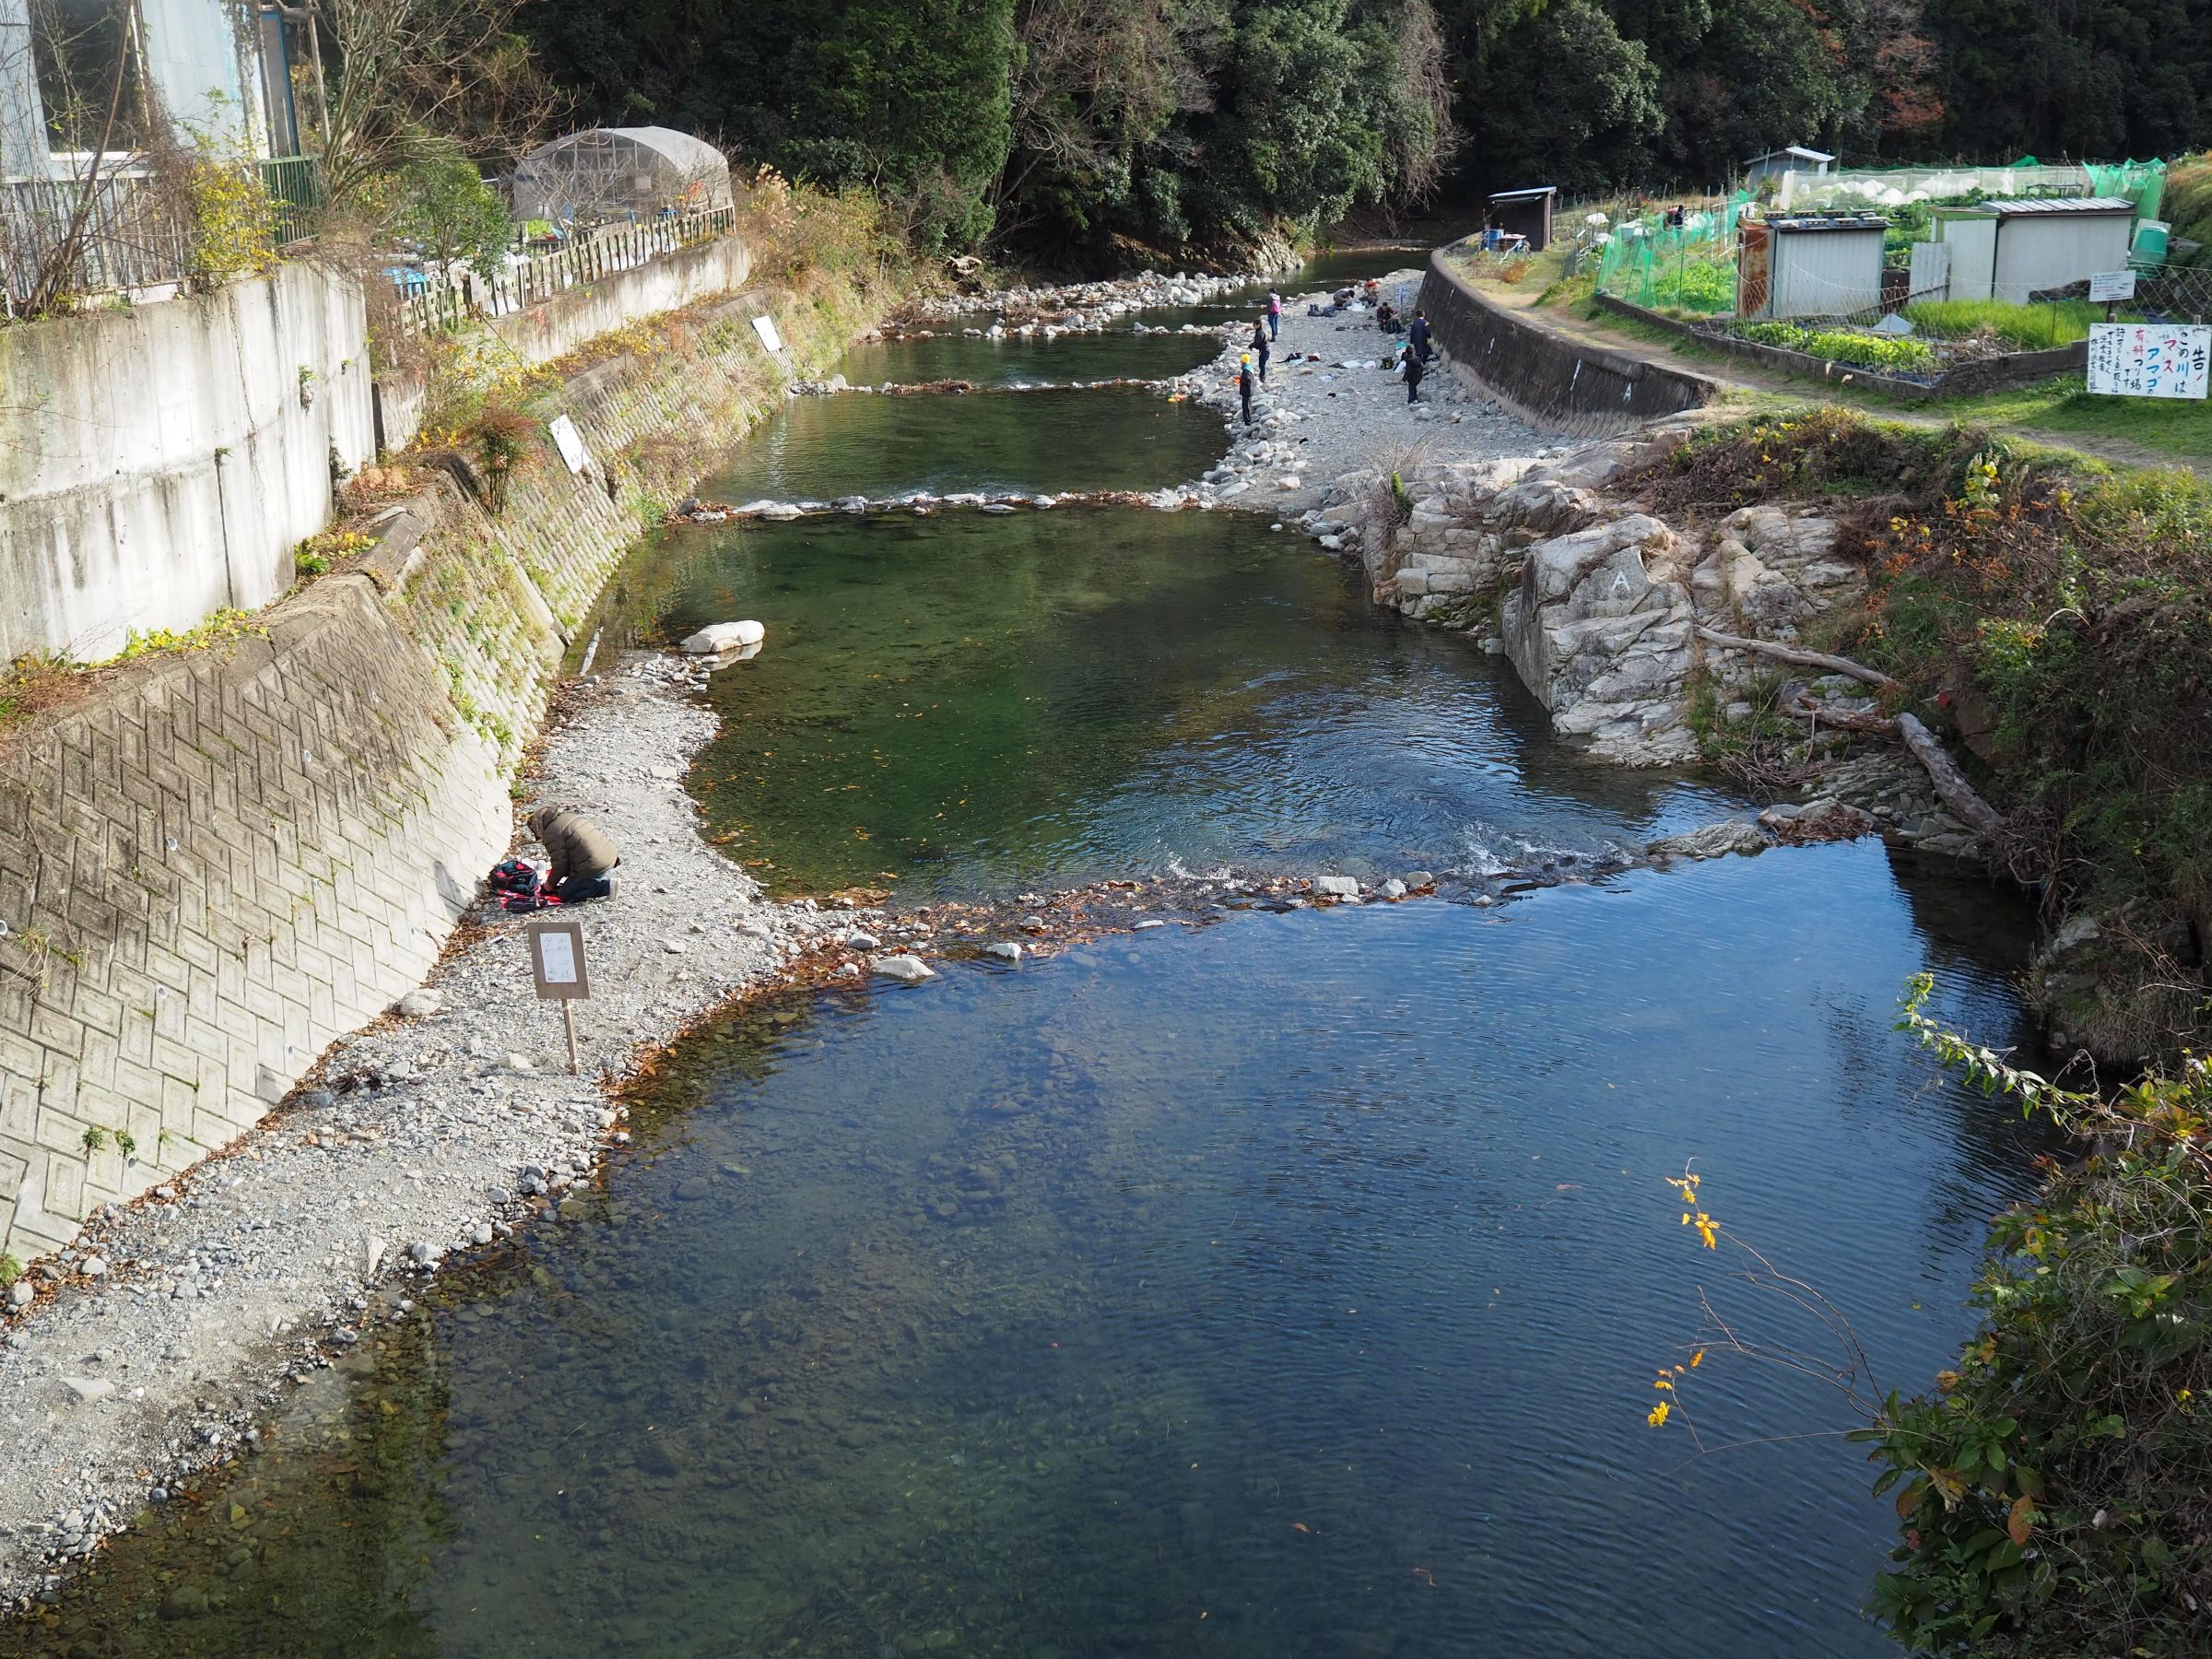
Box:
[1171,267,1553,515]
[0,655,880,1606]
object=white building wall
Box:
[1992,216,2136,303]
[137,0,265,151]
[1941,218,1998,301]
[1771,229,1885,318]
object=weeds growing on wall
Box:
[1654,410,2212,1056]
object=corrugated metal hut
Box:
[1745,147,1836,189]
[1931,197,2137,303]
[1736,214,1886,319]
[1488,186,1558,251]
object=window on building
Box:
[31,0,147,157]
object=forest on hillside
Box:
[517,0,2212,261]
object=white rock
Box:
[1312,876,1361,899]
[681,620,767,655]
[396,989,443,1018]
[81,1255,107,1277]
[984,941,1024,961]
[362,1237,385,1279]
[875,955,935,984]
[844,932,882,951]
[504,1053,537,1074]
[6,1280,31,1310]
[1379,879,1408,900]
[62,1377,116,1405]
[1133,919,1166,931]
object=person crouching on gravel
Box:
[528,806,620,902]
[1239,353,1257,425]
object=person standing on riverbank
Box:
[1402,346,1425,405]
[1408,308,1433,362]
[1250,315,1270,381]
[1267,289,1281,340]
[1239,353,1256,425]
[528,806,621,902]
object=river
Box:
[1,254,2046,1659]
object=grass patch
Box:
[1902,298,2101,351]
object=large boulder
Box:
[1500,514,1699,765]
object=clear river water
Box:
[2,253,2047,1659]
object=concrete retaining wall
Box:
[1418,243,1718,436]
[0,278,853,1261]
[0,264,377,664]
[488,235,757,369]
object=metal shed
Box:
[1736,214,1887,320]
[512,127,734,226]
[1931,197,2137,304]
[1488,186,1558,252]
[1746,147,1836,189]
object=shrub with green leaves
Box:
[1865,988,2212,1654]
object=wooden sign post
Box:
[527,919,592,1075]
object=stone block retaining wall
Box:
[0,280,855,1261]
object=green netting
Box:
[1593,194,1751,313]
[2085,159,2167,219]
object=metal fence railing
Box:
[3,155,327,315]
[391,206,737,335]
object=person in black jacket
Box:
[1239,354,1256,425]
[1250,315,1270,381]
[1402,346,1426,405]
[1407,309,1433,361]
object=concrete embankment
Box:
[1417,240,1719,437]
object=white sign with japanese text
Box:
[2087,324,2210,400]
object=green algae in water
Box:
[583,506,1737,897]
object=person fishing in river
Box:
[1250,314,1270,382]
[1266,289,1282,340]
[1238,353,1257,425]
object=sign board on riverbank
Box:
[2088,270,2137,303]
[547,415,591,475]
[2087,323,2211,399]
[529,919,591,1074]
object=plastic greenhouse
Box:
[512,128,734,226]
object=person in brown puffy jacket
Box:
[527,806,620,902]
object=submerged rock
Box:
[1646,821,1770,862]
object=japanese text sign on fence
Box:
[2087,270,2136,303]
[2087,324,2211,401]
[529,920,591,1001]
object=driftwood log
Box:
[1696,627,1904,694]
[1703,632,2005,836]
[1793,696,1897,735]
[1896,712,2006,837]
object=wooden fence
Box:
[392,206,738,335]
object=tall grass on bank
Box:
[1902,299,2101,351]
